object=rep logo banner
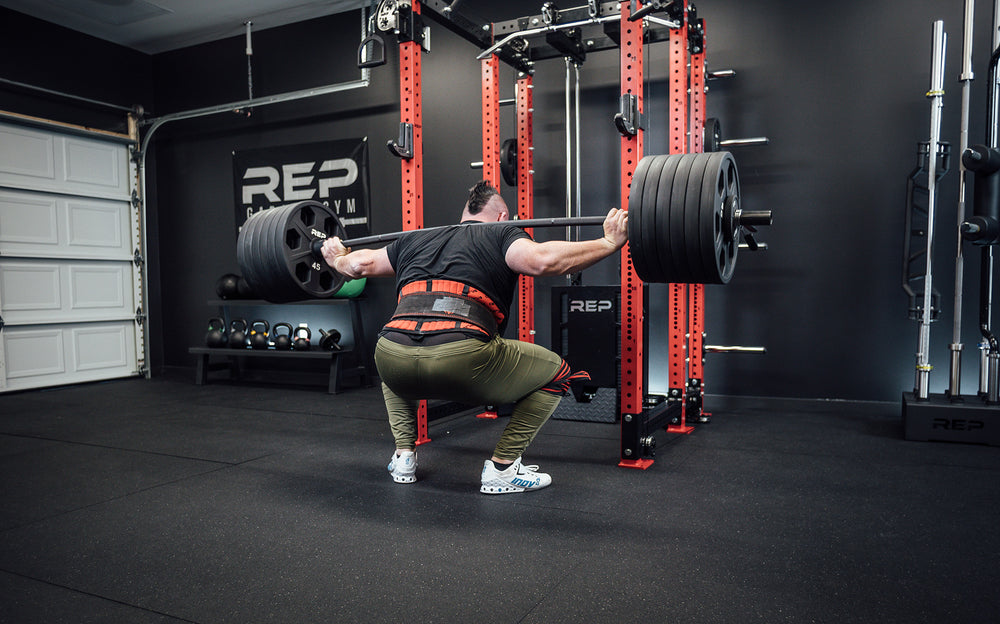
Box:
[233,138,370,240]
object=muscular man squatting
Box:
[321,181,628,494]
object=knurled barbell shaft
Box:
[308,209,772,258]
[310,215,608,258]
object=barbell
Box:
[236,151,771,303]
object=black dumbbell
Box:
[319,328,342,351]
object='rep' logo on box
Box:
[569,299,613,313]
[232,138,371,241]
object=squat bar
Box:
[313,215,606,251]
[308,211,768,254]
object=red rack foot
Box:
[618,458,655,469]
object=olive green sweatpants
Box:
[374,334,564,461]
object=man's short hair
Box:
[466,180,500,215]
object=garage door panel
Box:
[0,121,128,201]
[0,189,131,260]
[73,325,129,371]
[4,328,65,379]
[66,199,126,249]
[69,265,127,310]
[63,138,123,190]
[0,193,58,245]
[0,263,61,312]
[0,125,56,180]
[1,322,136,390]
[1,259,133,324]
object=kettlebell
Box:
[249,319,270,349]
[293,325,312,351]
[205,317,227,348]
[228,319,249,349]
[319,328,342,351]
[216,273,241,299]
[272,323,293,350]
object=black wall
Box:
[0,2,996,401]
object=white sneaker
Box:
[480,457,552,494]
[388,450,417,484]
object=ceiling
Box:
[0,0,368,54]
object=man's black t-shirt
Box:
[384,222,530,333]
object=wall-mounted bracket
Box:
[387,122,414,159]
[613,93,645,137]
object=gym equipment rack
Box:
[377,0,729,467]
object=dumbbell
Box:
[319,328,342,351]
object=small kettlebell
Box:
[249,319,270,349]
[293,325,312,351]
[205,317,227,348]
[319,328,342,351]
[228,319,249,348]
[272,323,293,350]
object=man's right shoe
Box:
[480,457,551,494]
[388,450,417,484]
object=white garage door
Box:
[0,118,144,392]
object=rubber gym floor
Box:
[1,371,998,623]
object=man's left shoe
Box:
[480,457,551,494]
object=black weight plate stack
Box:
[652,154,683,283]
[236,207,276,300]
[263,204,297,301]
[237,201,348,302]
[639,155,669,283]
[683,153,713,284]
[287,201,347,298]
[668,153,697,283]
[627,155,655,281]
[700,152,739,284]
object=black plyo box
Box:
[550,286,620,423]
[551,285,620,387]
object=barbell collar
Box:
[736,210,772,227]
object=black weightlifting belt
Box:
[383,279,504,339]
